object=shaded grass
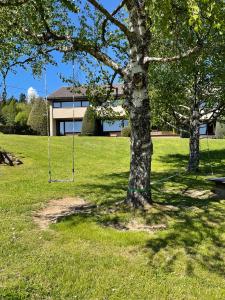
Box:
[0,135,225,299]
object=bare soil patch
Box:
[33,197,167,233]
[104,219,167,233]
[182,188,214,199]
[33,197,94,229]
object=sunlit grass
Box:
[0,135,225,299]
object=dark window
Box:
[60,122,65,135]
[82,101,89,107]
[65,121,82,133]
[53,101,89,108]
[200,124,207,135]
[59,120,82,135]
[103,120,128,132]
[53,102,61,108]
[61,101,82,108]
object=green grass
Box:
[0,135,225,300]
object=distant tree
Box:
[18,93,27,103]
[81,107,98,136]
[15,111,28,127]
[151,32,225,172]
[1,100,18,132]
[27,98,47,135]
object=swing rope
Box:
[45,60,76,183]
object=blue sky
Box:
[4,1,122,99]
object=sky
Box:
[4,1,122,99]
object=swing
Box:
[45,61,76,183]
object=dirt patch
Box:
[33,197,95,229]
[104,219,167,233]
[182,189,214,199]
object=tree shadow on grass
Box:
[74,168,225,278]
[145,198,225,277]
[158,148,225,175]
[62,144,225,278]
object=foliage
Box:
[150,16,225,172]
[18,93,27,102]
[121,126,131,137]
[0,97,31,134]
[27,98,47,136]
[1,100,18,130]
[15,111,29,126]
[81,106,98,136]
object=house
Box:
[48,85,128,136]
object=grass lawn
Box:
[1,134,225,300]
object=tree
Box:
[27,98,47,136]
[1,99,18,132]
[18,93,27,103]
[151,33,225,172]
[81,107,99,136]
[1,0,223,207]
[15,101,31,128]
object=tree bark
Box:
[188,109,200,172]
[124,2,152,208]
[126,88,152,208]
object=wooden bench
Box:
[207,177,225,198]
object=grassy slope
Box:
[0,135,225,300]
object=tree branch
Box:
[144,45,202,64]
[61,40,126,77]
[200,103,225,123]
[87,0,132,41]
[22,5,126,77]
[101,0,127,44]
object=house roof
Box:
[48,84,124,101]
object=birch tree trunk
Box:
[125,2,152,208]
[126,84,152,207]
[188,109,200,172]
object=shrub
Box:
[15,111,29,126]
[121,126,131,137]
[1,100,18,132]
[27,98,47,136]
[215,121,225,139]
[81,107,98,136]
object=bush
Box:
[27,98,47,136]
[215,121,225,139]
[1,100,18,132]
[15,111,29,126]
[81,107,98,136]
[121,126,131,137]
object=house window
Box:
[200,124,207,135]
[61,101,81,108]
[53,102,61,108]
[53,101,90,108]
[59,120,82,135]
[82,101,89,107]
[103,120,128,132]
